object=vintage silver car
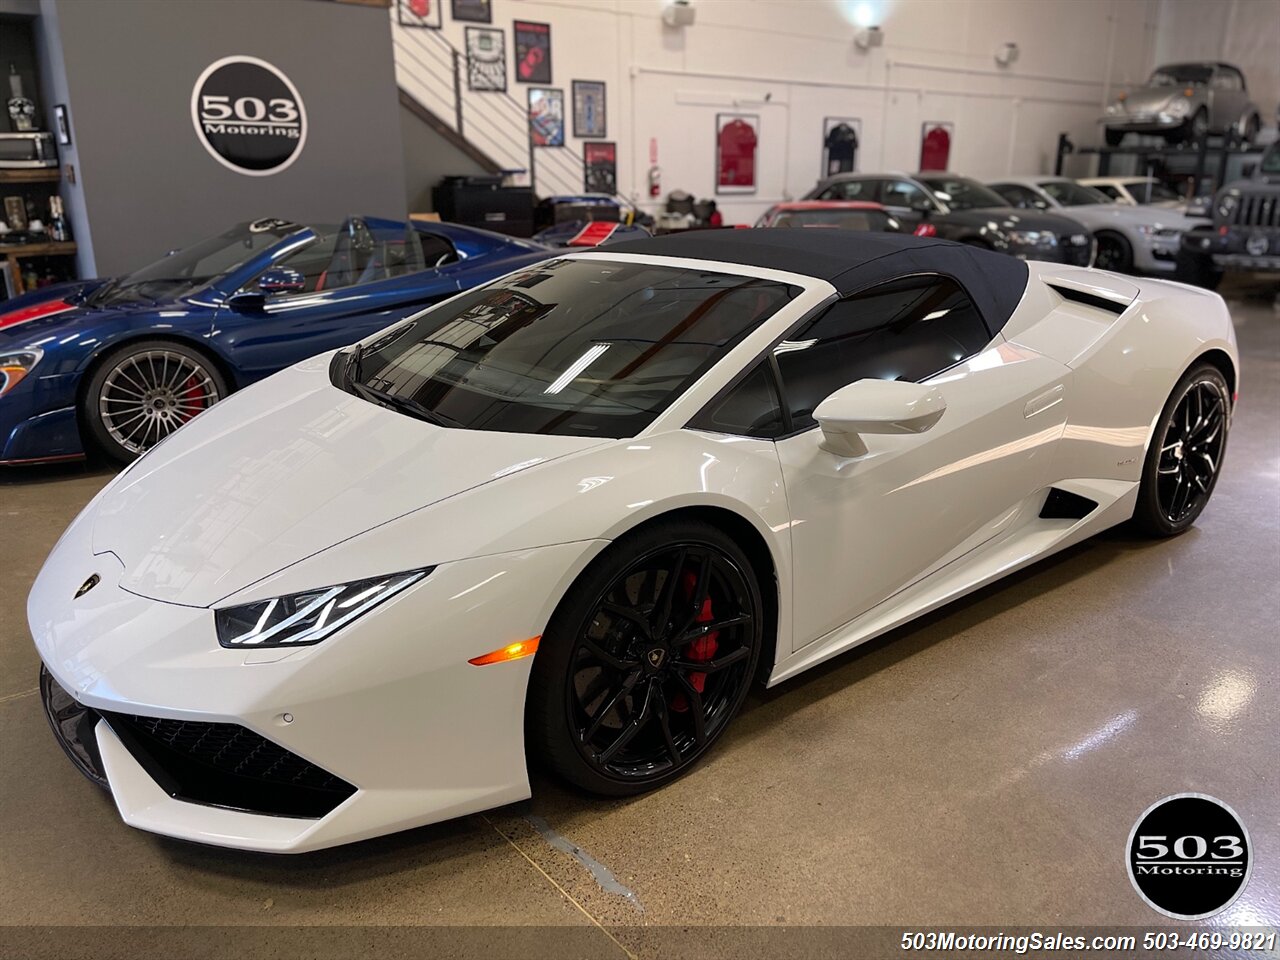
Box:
[1101,62,1261,146]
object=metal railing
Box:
[391,14,592,199]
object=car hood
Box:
[941,207,1088,235]
[0,281,179,350]
[1117,88,1181,113]
[89,357,607,607]
[1053,203,1203,230]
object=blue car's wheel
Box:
[83,340,227,464]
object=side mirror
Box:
[813,379,947,458]
[225,291,266,313]
[258,266,306,295]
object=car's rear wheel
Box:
[82,340,227,464]
[527,519,764,796]
[1094,231,1134,273]
[1132,363,1230,537]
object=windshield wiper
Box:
[348,381,462,429]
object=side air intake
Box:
[1047,284,1127,316]
[1039,487,1099,520]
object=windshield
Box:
[90,221,303,304]
[1129,180,1183,204]
[345,259,796,438]
[916,177,1006,210]
[1150,65,1213,86]
[768,209,893,230]
[1040,181,1110,207]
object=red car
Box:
[755,200,936,236]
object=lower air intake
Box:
[99,712,356,819]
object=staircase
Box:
[391,13,594,199]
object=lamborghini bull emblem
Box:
[74,574,100,599]
[647,648,667,668]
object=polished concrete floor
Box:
[1,279,1277,957]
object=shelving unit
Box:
[0,168,61,184]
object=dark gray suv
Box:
[804,172,1094,265]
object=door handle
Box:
[1024,384,1065,419]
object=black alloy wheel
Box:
[82,339,227,464]
[1133,363,1230,537]
[1094,232,1133,273]
[527,520,764,796]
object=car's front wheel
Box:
[527,519,765,796]
[1132,362,1231,537]
[82,339,227,464]
[1094,231,1134,273]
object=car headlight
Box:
[215,568,433,648]
[0,349,43,398]
[1134,225,1179,238]
[1218,193,1239,219]
[1168,98,1190,117]
[1008,230,1055,246]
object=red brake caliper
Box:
[671,570,718,712]
[176,374,206,423]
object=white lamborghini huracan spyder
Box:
[31,230,1237,852]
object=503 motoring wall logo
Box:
[191,56,306,176]
[1127,793,1253,920]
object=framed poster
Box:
[465,27,506,92]
[822,117,860,177]
[584,141,617,194]
[451,0,491,23]
[716,113,758,194]
[528,87,564,147]
[513,20,552,84]
[397,0,442,29]
[572,81,607,139]
[919,121,954,171]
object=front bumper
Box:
[1099,114,1184,134]
[30,514,603,852]
[1182,226,1280,274]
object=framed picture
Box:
[513,20,552,84]
[716,113,758,194]
[54,104,71,146]
[528,87,564,147]
[822,117,860,177]
[451,0,491,23]
[397,0,442,29]
[919,121,954,171]
[583,141,617,194]
[465,27,506,92]
[572,80,606,139]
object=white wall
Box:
[400,0,1273,223]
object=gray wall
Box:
[400,102,491,214]
[45,0,407,276]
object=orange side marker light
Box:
[469,637,540,666]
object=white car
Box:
[32,231,1237,852]
[987,177,1208,275]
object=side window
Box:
[237,233,341,296]
[1093,184,1123,201]
[881,180,932,210]
[775,276,991,429]
[992,183,1048,209]
[1211,70,1240,91]
[689,361,785,438]
[821,179,873,201]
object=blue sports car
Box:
[0,216,552,464]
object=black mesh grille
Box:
[100,712,356,819]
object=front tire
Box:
[526,519,764,797]
[1132,363,1230,537]
[82,340,227,465]
[1094,231,1134,273]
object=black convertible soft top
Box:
[597,229,1030,335]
